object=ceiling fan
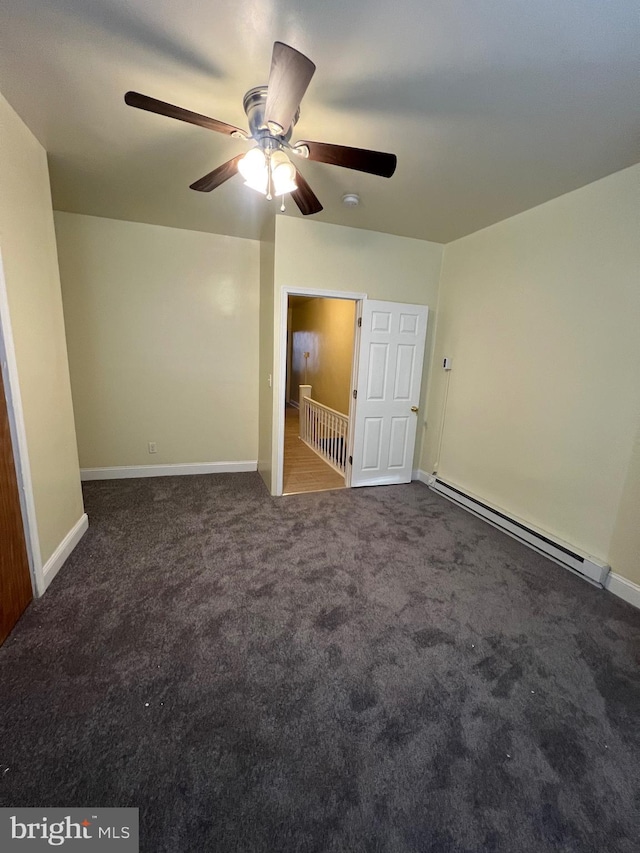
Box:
[124,42,397,215]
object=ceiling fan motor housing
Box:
[243,86,298,147]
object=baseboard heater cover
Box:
[429,479,610,588]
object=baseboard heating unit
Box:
[428,478,610,588]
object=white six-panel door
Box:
[350,300,429,487]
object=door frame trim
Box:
[274,286,367,496]
[0,250,42,595]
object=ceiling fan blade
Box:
[291,170,323,216]
[296,141,397,178]
[190,155,244,192]
[124,91,245,136]
[264,42,316,134]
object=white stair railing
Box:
[300,396,349,476]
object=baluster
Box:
[326,412,331,459]
[329,413,333,463]
[322,409,326,459]
[332,414,336,464]
[341,417,346,471]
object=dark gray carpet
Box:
[1,473,639,852]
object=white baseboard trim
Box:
[412,468,435,486]
[40,513,89,595]
[80,461,258,481]
[605,573,640,609]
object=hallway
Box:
[283,406,345,495]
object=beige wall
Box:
[290,298,356,415]
[55,212,259,469]
[422,164,640,584]
[258,217,276,490]
[608,422,640,585]
[258,216,443,492]
[274,217,443,302]
[0,92,84,583]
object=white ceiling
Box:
[1,0,638,243]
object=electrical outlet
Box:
[148,441,157,454]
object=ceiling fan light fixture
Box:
[243,175,268,195]
[272,164,297,195]
[270,150,298,195]
[238,147,268,194]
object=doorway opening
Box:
[274,288,428,497]
[283,294,358,495]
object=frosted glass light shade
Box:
[238,148,268,195]
[270,150,298,195]
[238,147,297,197]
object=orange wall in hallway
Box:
[290,297,355,415]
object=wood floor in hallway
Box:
[283,406,345,495]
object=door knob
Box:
[411,405,419,413]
